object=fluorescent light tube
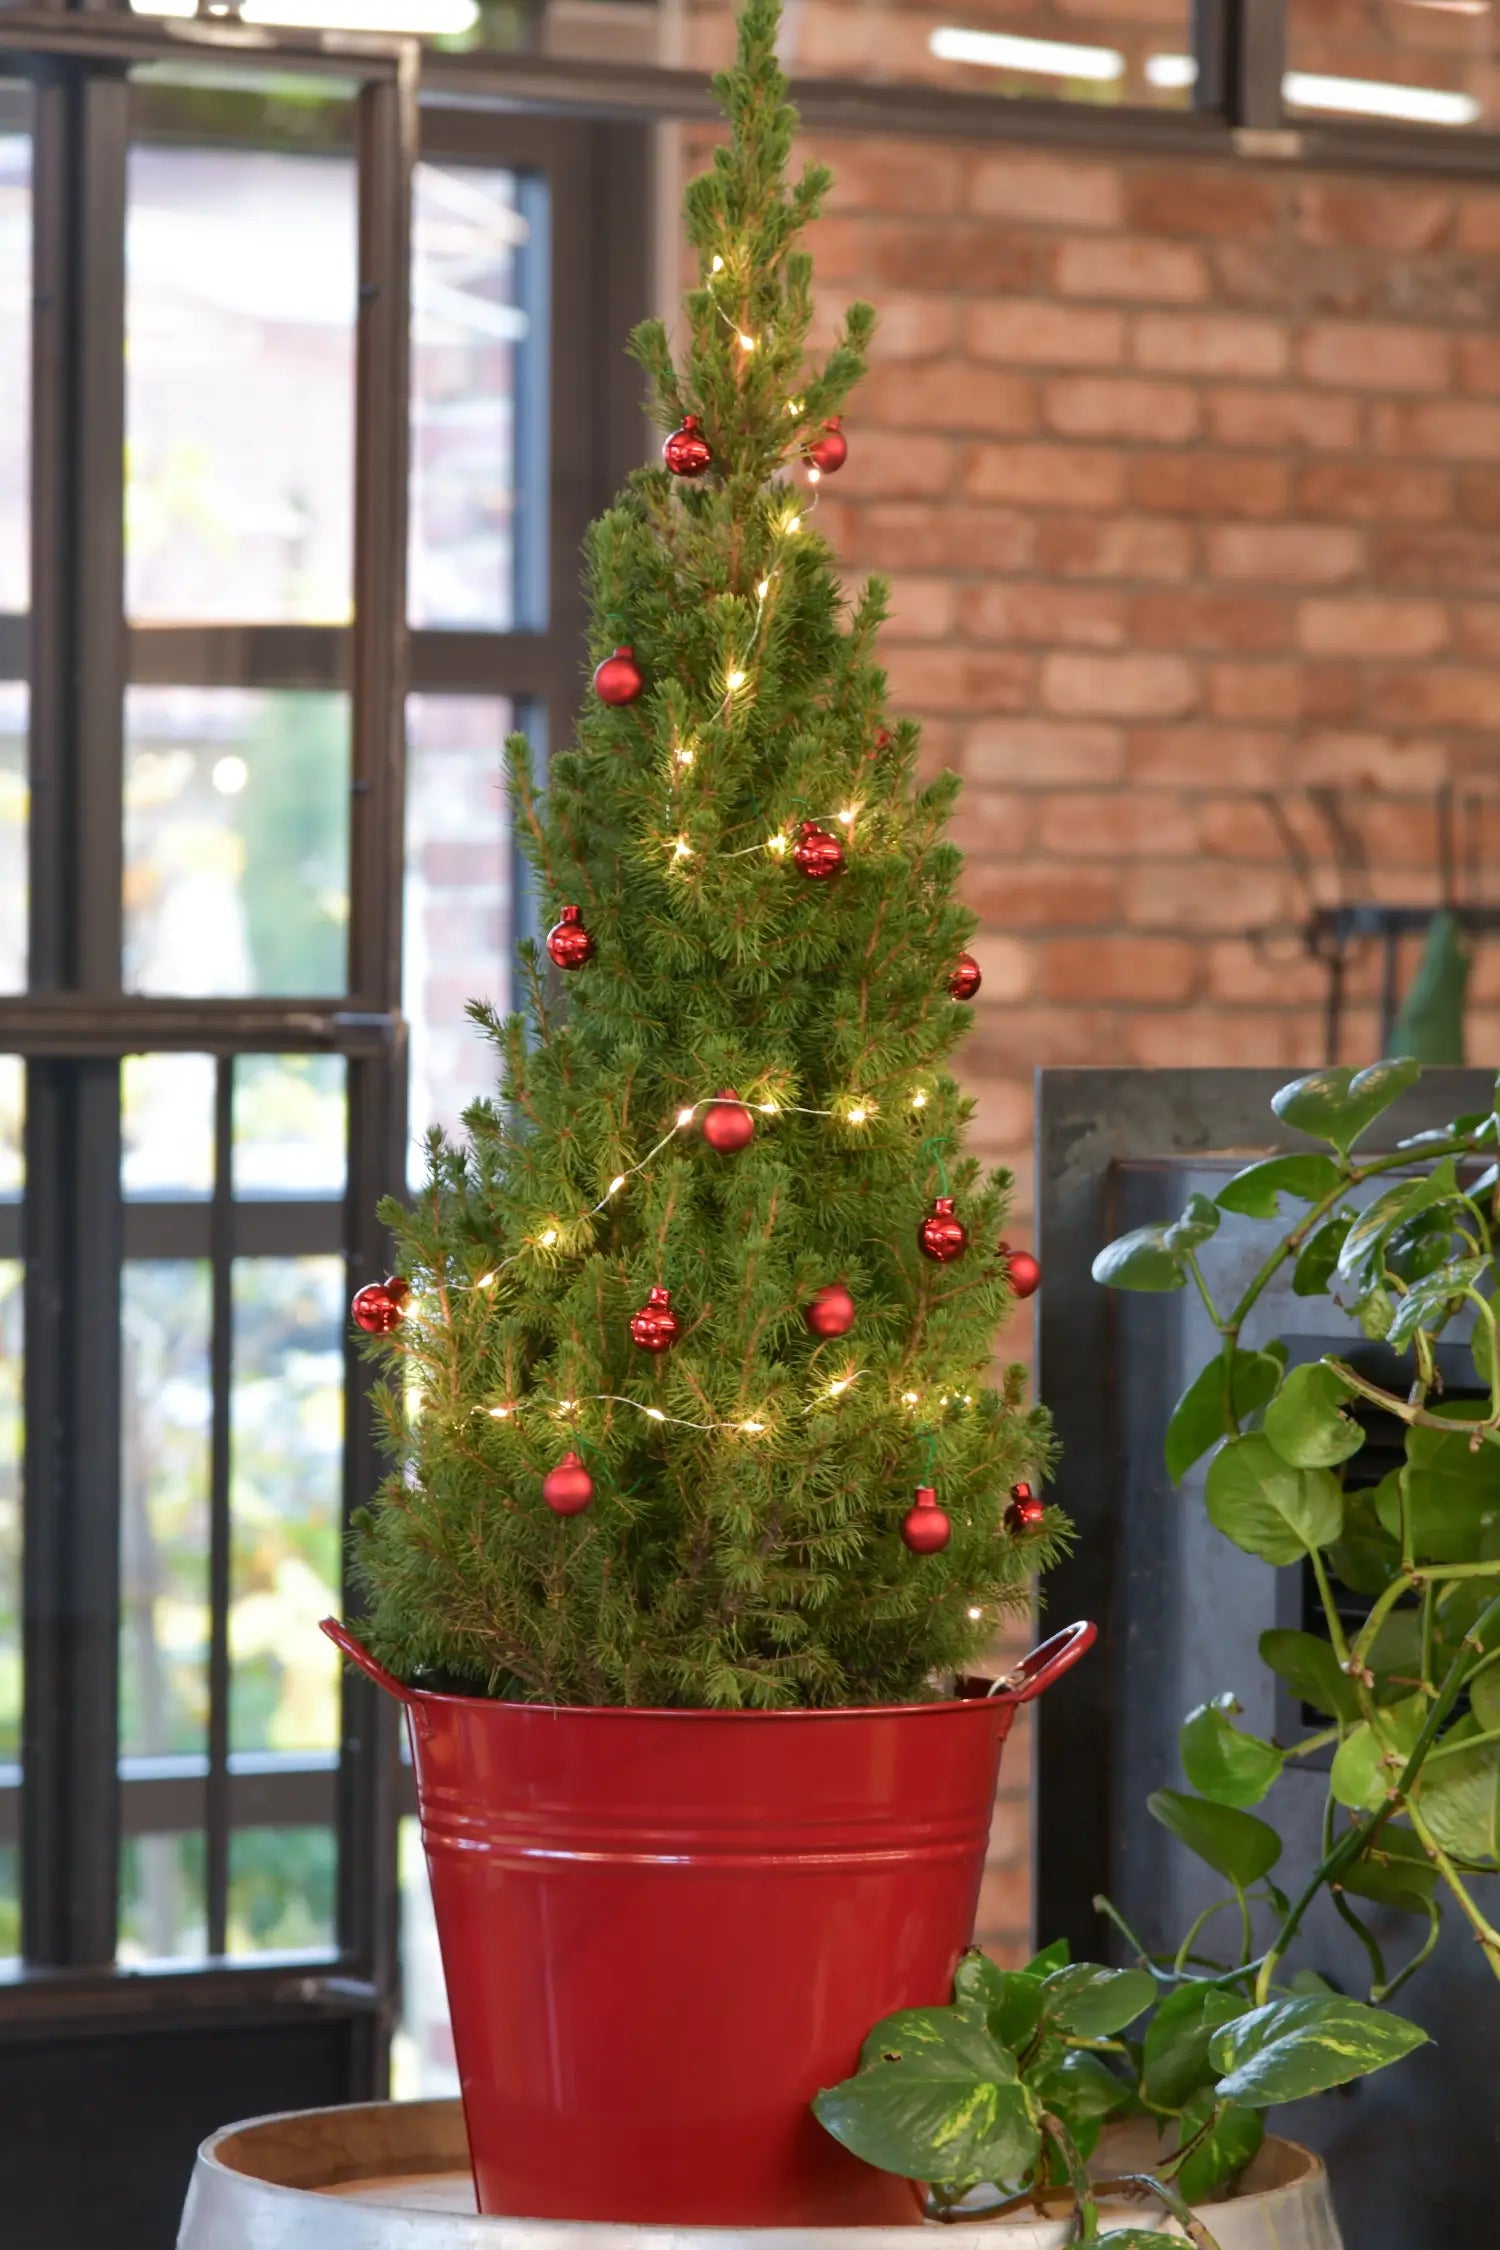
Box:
[929,26,1125,80]
[1283,68,1480,123]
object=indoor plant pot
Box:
[962,2128,1342,2250]
[323,1618,1094,2228]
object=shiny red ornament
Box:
[663,414,712,478]
[948,952,982,1002]
[902,1485,951,1555]
[351,1275,409,1335]
[593,646,643,706]
[1000,1243,1041,1300]
[1006,1480,1045,1534]
[542,1449,594,1517]
[702,1090,755,1154]
[917,1195,968,1265]
[805,1282,856,1339]
[806,417,848,475]
[791,819,845,881]
[630,1284,680,1354]
[546,903,594,971]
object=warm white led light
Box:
[967,1606,984,1621]
[911,1089,929,1109]
[711,255,725,273]
[785,513,801,534]
[557,1398,577,1413]
[673,836,693,860]
[740,1419,766,1434]
[758,1101,779,1114]
[488,1405,512,1419]
[847,1106,869,1126]
[608,1175,627,1196]
[538,1228,559,1248]
[476,1272,497,1289]
[807,466,822,485]
[756,579,771,599]
[644,1406,667,1422]
[675,746,695,766]
[738,333,756,352]
[726,668,748,691]
[837,806,858,827]
[930,25,1125,79]
[827,1376,855,1397]
[902,1391,920,1407]
[765,833,788,856]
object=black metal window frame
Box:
[421,0,1500,182]
[0,11,650,2076]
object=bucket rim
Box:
[321,1618,1096,1717]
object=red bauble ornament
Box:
[807,417,848,475]
[542,1449,594,1517]
[593,646,643,706]
[1006,1480,1045,1534]
[630,1284,680,1354]
[948,952,982,1002]
[1000,1243,1041,1300]
[546,903,594,971]
[702,1089,755,1154]
[902,1485,951,1555]
[792,819,845,881]
[805,1282,856,1339]
[663,414,712,478]
[917,1195,968,1264]
[351,1275,409,1335]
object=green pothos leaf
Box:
[1210,1994,1427,2105]
[813,2009,1040,2189]
[1165,1350,1283,1484]
[1215,1153,1343,1218]
[1271,1058,1420,1156]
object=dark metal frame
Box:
[0,25,653,2184]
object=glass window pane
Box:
[125,143,356,623]
[684,0,1193,102]
[404,695,512,1184]
[0,1253,20,1969]
[411,163,532,631]
[1287,0,1490,126]
[234,1054,346,1200]
[228,1823,335,1958]
[124,687,351,998]
[119,1830,205,1966]
[0,93,28,612]
[120,1260,212,1768]
[122,1052,215,1200]
[0,683,24,996]
[392,1815,460,2099]
[230,1256,344,1759]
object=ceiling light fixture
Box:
[930,26,1124,80]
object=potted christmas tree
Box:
[324,0,1090,2225]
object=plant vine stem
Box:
[1308,1547,1351,1667]
[1257,1596,1500,2002]
[1040,2112,1098,2243]
[1374,1900,1441,2004]
[1324,1358,1500,1443]
[1404,1798,1500,1979]
[1220,1140,1471,1348]
[1349,1570,1419,1671]
[1183,1248,1225,1332]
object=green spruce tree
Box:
[355,0,1062,1708]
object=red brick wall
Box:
[671,121,1500,1960]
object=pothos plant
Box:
[814,1059,1500,2243]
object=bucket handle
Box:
[993,1619,1097,1704]
[321,1616,415,1705]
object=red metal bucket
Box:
[323,1617,1095,2228]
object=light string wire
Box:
[481,1374,865,1439]
[414,1087,924,1302]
